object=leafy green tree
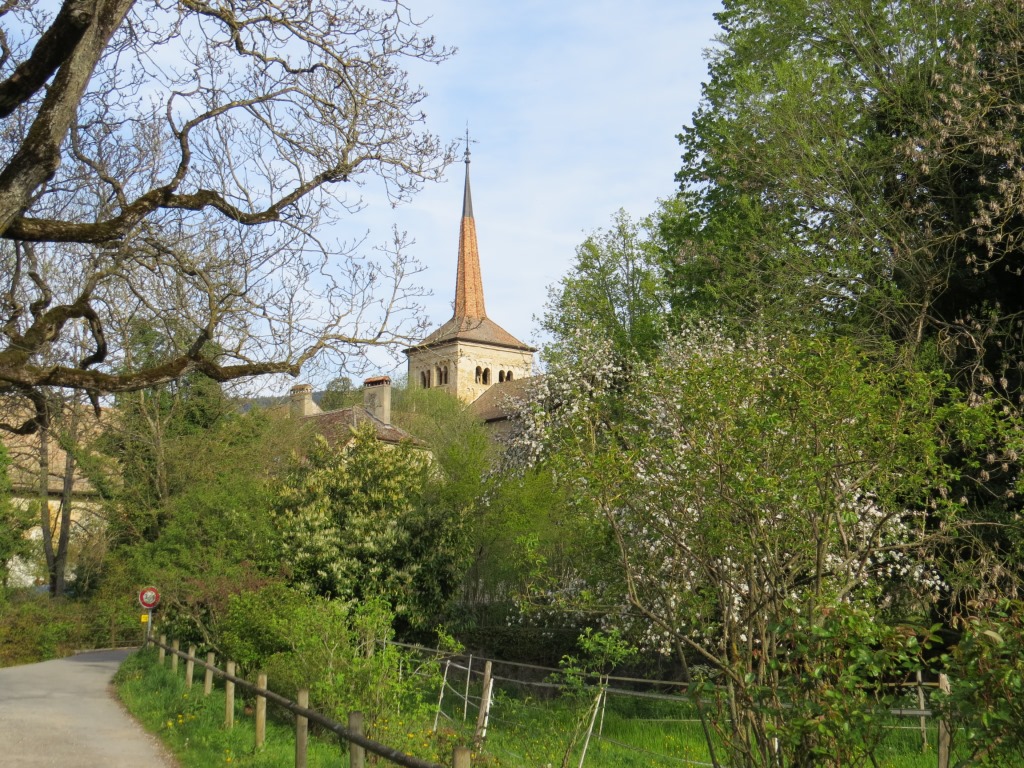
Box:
[274,424,469,628]
[392,384,492,512]
[664,0,1024,631]
[90,407,297,644]
[491,210,670,624]
[669,0,1024,397]
[98,325,237,544]
[319,376,356,411]
[541,209,667,368]
[0,443,34,589]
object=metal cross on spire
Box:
[461,124,478,163]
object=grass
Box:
[115,648,346,768]
[466,690,947,768]
[116,649,1021,768]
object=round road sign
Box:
[138,586,161,609]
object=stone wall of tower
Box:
[408,342,533,403]
[453,342,534,403]
[407,345,458,398]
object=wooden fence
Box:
[150,634,472,768]
[150,631,961,768]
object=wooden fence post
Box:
[170,639,179,673]
[473,661,493,749]
[937,673,951,768]
[158,634,166,665]
[348,711,365,768]
[255,673,267,748]
[296,688,309,768]
[453,746,472,768]
[225,661,236,728]
[204,652,215,695]
[185,645,196,689]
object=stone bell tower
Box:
[404,141,535,403]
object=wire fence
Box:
[385,640,957,768]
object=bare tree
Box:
[0,0,453,434]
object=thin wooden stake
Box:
[577,687,604,768]
[158,634,166,665]
[463,655,473,722]
[255,673,267,748]
[348,711,365,768]
[434,661,451,731]
[937,673,951,768]
[296,689,309,768]
[225,661,236,728]
[916,670,928,753]
[185,645,196,689]
[204,652,215,695]
[170,639,179,673]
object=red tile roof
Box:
[302,406,418,446]
[409,315,536,353]
[468,376,539,423]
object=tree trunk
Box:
[36,412,53,581]
[52,404,79,596]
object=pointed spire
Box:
[454,131,486,319]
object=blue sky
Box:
[336,0,723,381]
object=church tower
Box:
[405,146,535,403]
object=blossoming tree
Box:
[509,326,1010,767]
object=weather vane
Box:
[460,124,478,163]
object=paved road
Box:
[0,649,177,767]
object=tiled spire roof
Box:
[413,314,535,352]
[454,151,486,318]
[405,143,536,355]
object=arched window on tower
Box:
[498,370,505,383]
[506,371,514,381]
[421,370,430,389]
[482,368,491,385]
[475,366,482,384]
[441,365,450,385]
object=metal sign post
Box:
[138,586,160,645]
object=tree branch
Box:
[0,0,97,117]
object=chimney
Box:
[363,376,392,424]
[289,383,314,419]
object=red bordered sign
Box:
[138,586,160,610]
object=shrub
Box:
[0,591,90,665]
[218,585,448,736]
[937,602,1024,766]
